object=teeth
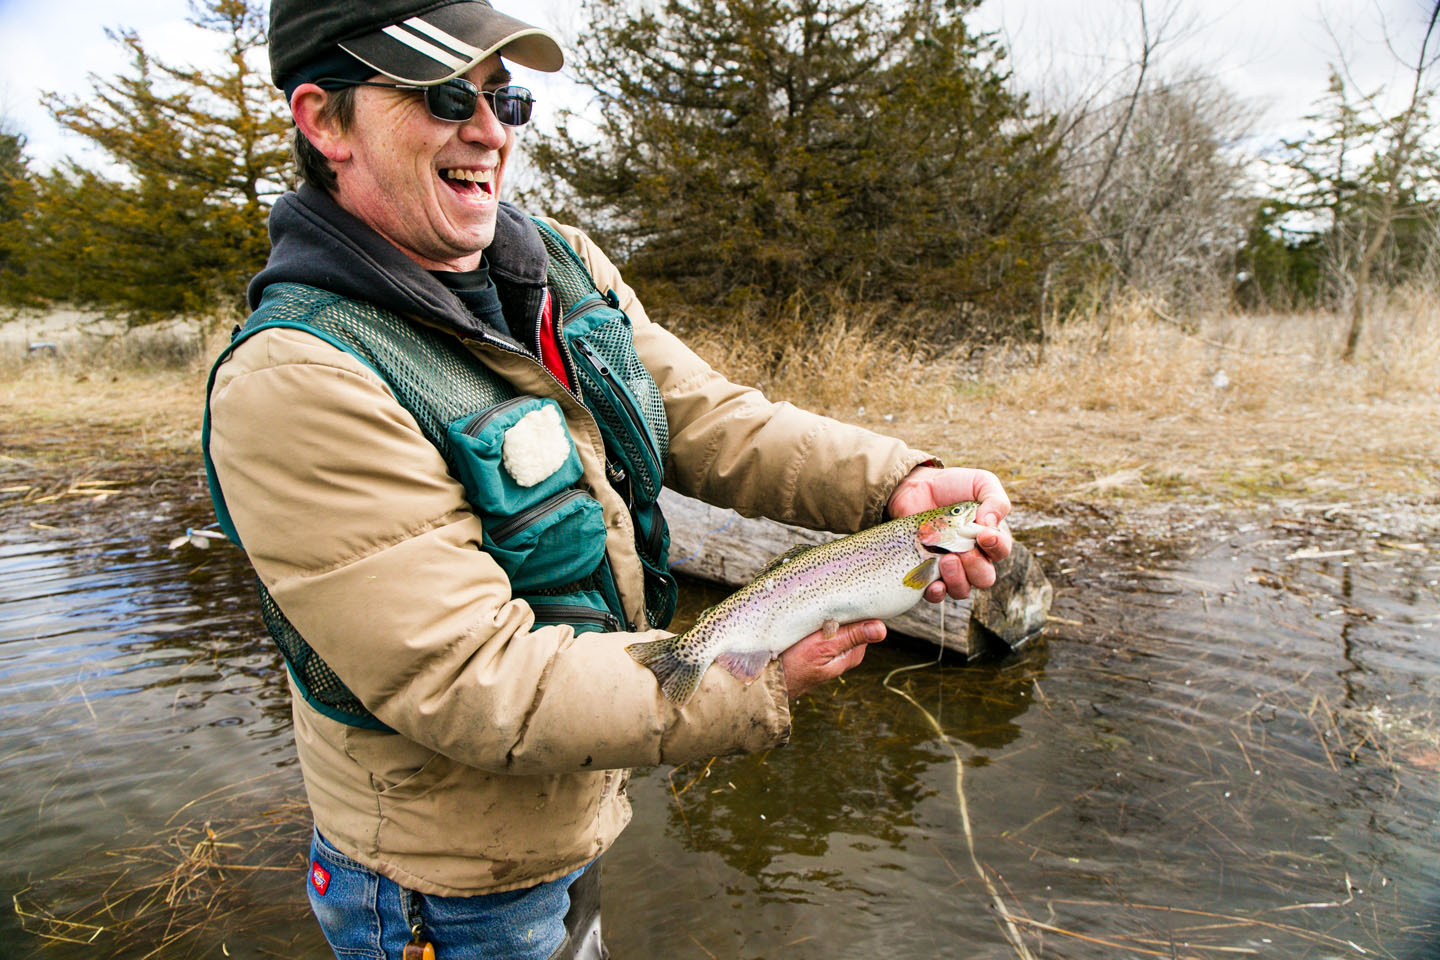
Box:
[442,168,492,183]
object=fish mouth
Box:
[921,544,957,556]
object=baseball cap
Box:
[269,0,564,90]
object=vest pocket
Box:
[484,489,608,593]
[527,591,623,636]
[446,396,582,517]
[562,297,667,506]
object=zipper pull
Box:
[604,289,620,309]
[605,458,628,487]
[576,339,611,376]
[403,923,435,960]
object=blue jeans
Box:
[305,827,592,960]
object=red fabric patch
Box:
[310,861,331,896]
[537,289,571,390]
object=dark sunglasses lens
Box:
[489,86,533,126]
[425,80,480,122]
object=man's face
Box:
[332,56,515,272]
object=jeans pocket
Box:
[306,830,385,959]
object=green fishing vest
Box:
[202,220,678,729]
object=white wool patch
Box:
[502,405,571,488]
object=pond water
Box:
[2,479,1438,959]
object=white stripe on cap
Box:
[403,16,485,59]
[380,24,468,70]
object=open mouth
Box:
[440,167,494,197]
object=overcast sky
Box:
[0,0,1435,172]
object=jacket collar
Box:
[249,184,547,341]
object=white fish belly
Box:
[764,582,924,650]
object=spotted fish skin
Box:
[626,502,983,705]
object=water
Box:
[2,484,1437,959]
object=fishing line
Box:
[668,511,740,570]
[882,605,1037,960]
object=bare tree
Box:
[1337,3,1440,360]
[1011,0,1258,312]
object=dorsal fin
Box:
[758,544,813,577]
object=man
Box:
[203,1,1013,957]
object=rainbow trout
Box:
[627,501,984,705]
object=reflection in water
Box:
[1,490,1438,958]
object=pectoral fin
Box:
[903,557,939,589]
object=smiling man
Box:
[203,2,1012,958]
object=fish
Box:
[627,501,985,705]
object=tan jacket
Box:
[207,220,933,895]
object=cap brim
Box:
[339,2,563,84]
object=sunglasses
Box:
[316,77,534,126]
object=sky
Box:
[0,0,1435,172]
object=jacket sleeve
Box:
[548,222,937,534]
[207,326,789,775]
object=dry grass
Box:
[0,320,229,480]
[3,298,1437,508]
[692,292,1440,507]
[12,780,313,958]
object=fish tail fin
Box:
[626,637,706,706]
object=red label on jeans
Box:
[311,861,331,896]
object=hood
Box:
[249,184,548,341]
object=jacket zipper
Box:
[459,395,535,438]
[488,488,589,543]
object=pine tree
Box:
[528,0,1070,335]
[0,122,32,301]
[15,0,289,325]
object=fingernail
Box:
[864,622,884,641]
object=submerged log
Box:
[661,489,1051,658]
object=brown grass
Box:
[3,298,1437,508]
[691,292,1440,507]
[0,321,228,481]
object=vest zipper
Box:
[459,395,535,438]
[488,488,589,543]
[527,603,621,632]
[465,318,637,631]
[570,337,663,481]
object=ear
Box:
[290,83,352,164]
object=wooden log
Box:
[660,488,977,656]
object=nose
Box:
[459,92,509,149]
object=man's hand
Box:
[779,619,886,700]
[887,465,1013,602]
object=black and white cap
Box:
[269,0,563,90]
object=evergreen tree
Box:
[0,122,32,302]
[529,0,1070,335]
[15,0,289,325]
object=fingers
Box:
[888,466,1013,524]
[781,619,886,699]
[970,472,1012,528]
[925,520,1013,601]
[926,552,970,601]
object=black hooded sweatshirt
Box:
[248,184,553,357]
